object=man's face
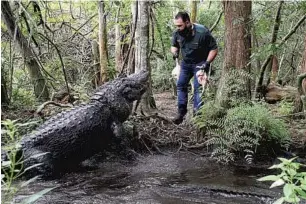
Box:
[174,18,190,32]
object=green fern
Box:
[194,103,290,163]
[219,69,253,108]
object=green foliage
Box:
[198,2,223,29]
[258,157,306,204]
[192,101,226,132]
[194,103,290,163]
[1,119,55,204]
[152,57,175,91]
[277,101,294,115]
[219,69,253,108]
[72,84,91,103]
[11,87,36,107]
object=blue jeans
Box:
[177,61,204,116]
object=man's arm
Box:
[204,30,218,63]
[206,48,218,63]
[171,32,180,58]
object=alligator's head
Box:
[91,71,149,121]
[118,70,149,102]
[92,70,149,102]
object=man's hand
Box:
[196,70,208,86]
[199,61,210,73]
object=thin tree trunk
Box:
[271,55,279,83]
[1,1,49,100]
[98,0,108,84]
[1,73,9,107]
[190,0,198,23]
[149,7,155,59]
[216,1,252,105]
[115,2,122,73]
[150,8,167,60]
[264,1,283,86]
[91,40,100,88]
[122,1,137,75]
[210,11,223,32]
[171,0,179,18]
[134,1,141,74]
[251,27,261,77]
[135,1,156,115]
[9,39,14,102]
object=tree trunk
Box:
[216,1,252,105]
[190,0,198,23]
[91,40,100,88]
[171,0,179,18]
[1,74,9,108]
[115,3,122,73]
[98,0,108,84]
[294,34,306,113]
[251,26,261,83]
[127,1,137,75]
[134,1,156,115]
[1,1,49,100]
[271,55,279,83]
[150,8,167,60]
[264,1,283,86]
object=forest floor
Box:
[1,91,305,160]
[152,91,306,159]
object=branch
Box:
[120,2,138,74]
[38,33,71,99]
[31,1,53,33]
[279,14,306,47]
[151,7,167,60]
[210,11,223,32]
[151,50,165,60]
[149,6,155,59]
[271,1,283,44]
[69,14,98,40]
[19,2,39,49]
[20,6,39,49]
[36,101,73,116]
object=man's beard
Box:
[178,26,192,38]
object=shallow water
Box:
[12,151,288,204]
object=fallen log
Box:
[264,83,297,103]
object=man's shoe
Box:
[172,114,184,125]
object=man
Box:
[171,11,218,124]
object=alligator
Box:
[2,71,149,178]
[162,184,278,203]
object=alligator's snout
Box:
[128,70,149,84]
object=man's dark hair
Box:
[175,12,190,22]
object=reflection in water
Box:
[12,152,285,204]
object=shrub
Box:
[1,119,55,204]
[258,157,306,204]
[194,103,291,163]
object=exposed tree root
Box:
[129,115,206,155]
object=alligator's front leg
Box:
[22,148,55,179]
[110,121,137,160]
